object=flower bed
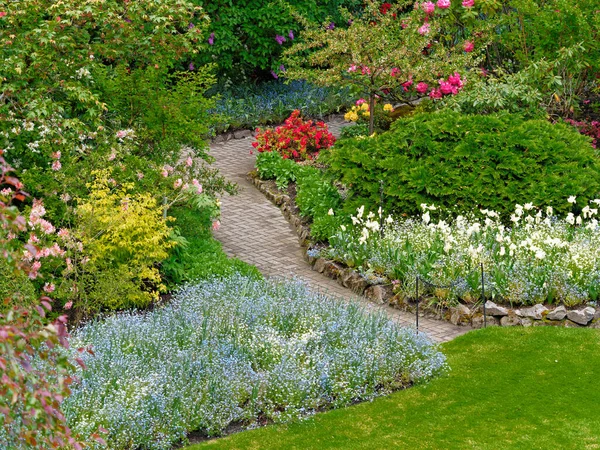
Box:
[327,202,600,307]
[63,275,445,449]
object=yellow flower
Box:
[383,103,394,112]
[362,110,370,117]
[360,103,369,111]
[344,111,359,122]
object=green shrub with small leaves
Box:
[322,110,600,219]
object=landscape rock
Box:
[520,317,533,327]
[484,301,509,316]
[233,129,253,139]
[563,320,581,328]
[500,313,521,327]
[595,309,600,321]
[471,314,498,329]
[449,304,471,326]
[345,272,368,295]
[547,305,568,321]
[566,307,595,325]
[364,284,393,305]
[323,261,344,281]
[515,304,547,320]
[313,258,326,273]
[589,320,600,329]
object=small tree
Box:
[283,0,481,134]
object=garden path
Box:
[211,119,470,343]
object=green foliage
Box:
[194,0,365,78]
[58,171,175,313]
[0,259,37,314]
[162,207,261,286]
[256,151,299,189]
[323,110,600,219]
[97,66,218,160]
[256,151,343,241]
[339,123,370,139]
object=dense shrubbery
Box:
[323,110,600,219]
[193,0,365,78]
[63,275,445,449]
[256,151,342,241]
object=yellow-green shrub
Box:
[60,171,174,312]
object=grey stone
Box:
[471,314,498,329]
[566,307,596,325]
[346,272,368,295]
[313,258,326,273]
[500,314,521,327]
[213,134,226,143]
[484,301,509,317]
[520,317,533,327]
[323,261,344,281]
[233,129,253,139]
[589,320,600,329]
[449,304,471,326]
[515,304,547,320]
[595,308,600,321]
[364,284,393,305]
[547,305,568,321]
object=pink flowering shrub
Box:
[252,110,336,161]
[0,151,104,449]
[564,119,600,149]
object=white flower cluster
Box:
[329,199,600,306]
[62,275,445,449]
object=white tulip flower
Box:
[568,196,576,204]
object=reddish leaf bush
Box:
[252,110,336,161]
[564,118,600,149]
[0,150,99,449]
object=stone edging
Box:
[250,172,600,330]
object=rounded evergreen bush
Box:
[324,110,600,218]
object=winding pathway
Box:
[211,119,471,343]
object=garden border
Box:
[250,172,600,330]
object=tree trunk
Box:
[369,92,375,135]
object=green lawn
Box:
[188,327,600,450]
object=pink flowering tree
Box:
[283,0,481,134]
[0,150,106,449]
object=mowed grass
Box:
[188,327,600,450]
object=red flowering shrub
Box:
[252,110,336,161]
[564,118,600,149]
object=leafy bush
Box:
[256,151,343,241]
[323,110,600,219]
[63,275,446,449]
[0,258,37,314]
[253,110,336,161]
[162,207,262,286]
[59,171,175,313]
[328,202,600,307]
[210,80,353,133]
[194,0,365,77]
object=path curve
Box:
[211,119,471,343]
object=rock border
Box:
[249,172,600,330]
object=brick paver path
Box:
[211,119,471,343]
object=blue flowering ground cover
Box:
[210,80,353,133]
[63,275,445,449]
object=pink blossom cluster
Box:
[429,72,464,99]
[347,65,371,75]
[51,151,61,171]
